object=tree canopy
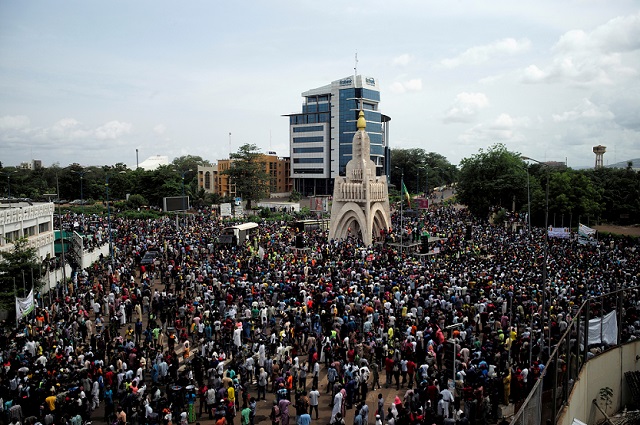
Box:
[223,144,270,210]
[0,238,43,309]
[390,148,458,194]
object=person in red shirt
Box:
[406,360,416,389]
[384,356,394,388]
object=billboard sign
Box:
[163,196,190,212]
[220,203,232,217]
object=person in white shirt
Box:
[308,387,320,419]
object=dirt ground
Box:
[593,224,640,237]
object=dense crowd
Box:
[2,203,639,425]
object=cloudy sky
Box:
[1,0,639,169]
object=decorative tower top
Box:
[357,110,366,130]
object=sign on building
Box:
[220,203,232,217]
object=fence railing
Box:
[510,285,633,425]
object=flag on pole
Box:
[15,288,34,325]
[401,182,411,205]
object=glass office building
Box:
[285,75,390,196]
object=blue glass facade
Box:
[337,87,385,175]
[289,75,389,196]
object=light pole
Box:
[1,170,17,207]
[72,169,92,231]
[105,174,114,266]
[522,156,550,359]
[395,167,404,257]
[526,165,531,234]
[175,169,192,228]
[446,323,465,386]
[55,175,67,292]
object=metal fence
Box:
[510,286,632,425]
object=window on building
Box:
[294,158,323,164]
[293,147,324,153]
[293,136,324,143]
[204,171,211,189]
[5,230,20,243]
[39,222,50,233]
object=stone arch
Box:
[371,203,391,241]
[330,202,368,242]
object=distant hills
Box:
[606,158,640,169]
[573,158,640,170]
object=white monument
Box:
[329,110,391,245]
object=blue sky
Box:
[1,0,639,168]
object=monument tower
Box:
[328,110,391,245]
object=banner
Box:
[548,226,571,239]
[587,309,618,346]
[578,223,596,237]
[15,288,34,324]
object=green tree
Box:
[457,144,528,217]
[126,194,148,209]
[390,148,458,194]
[0,238,43,310]
[224,144,269,210]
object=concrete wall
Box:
[558,340,640,425]
[41,244,109,295]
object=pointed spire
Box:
[357,110,366,130]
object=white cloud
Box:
[0,115,30,130]
[521,12,640,85]
[459,113,530,143]
[552,98,615,122]
[443,92,489,123]
[441,38,531,68]
[389,78,423,94]
[392,54,413,66]
[0,116,133,149]
[153,124,167,135]
[95,121,132,140]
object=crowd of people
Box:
[2,202,639,425]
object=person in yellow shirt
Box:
[227,383,235,405]
[45,392,56,412]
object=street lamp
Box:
[1,170,18,207]
[71,169,92,231]
[446,323,465,385]
[395,167,405,257]
[174,169,193,228]
[105,171,125,267]
[105,174,114,266]
[55,175,67,292]
[521,155,550,359]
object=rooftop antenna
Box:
[354,51,358,78]
[228,132,232,158]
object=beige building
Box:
[214,153,292,198]
[197,165,217,194]
[0,202,55,261]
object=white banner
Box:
[15,288,34,324]
[548,226,571,239]
[587,309,618,346]
[579,223,596,237]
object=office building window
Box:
[294,158,323,164]
[293,147,324,153]
[293,136,324,143]
[293,125,324,133]
[293,168,324,174]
